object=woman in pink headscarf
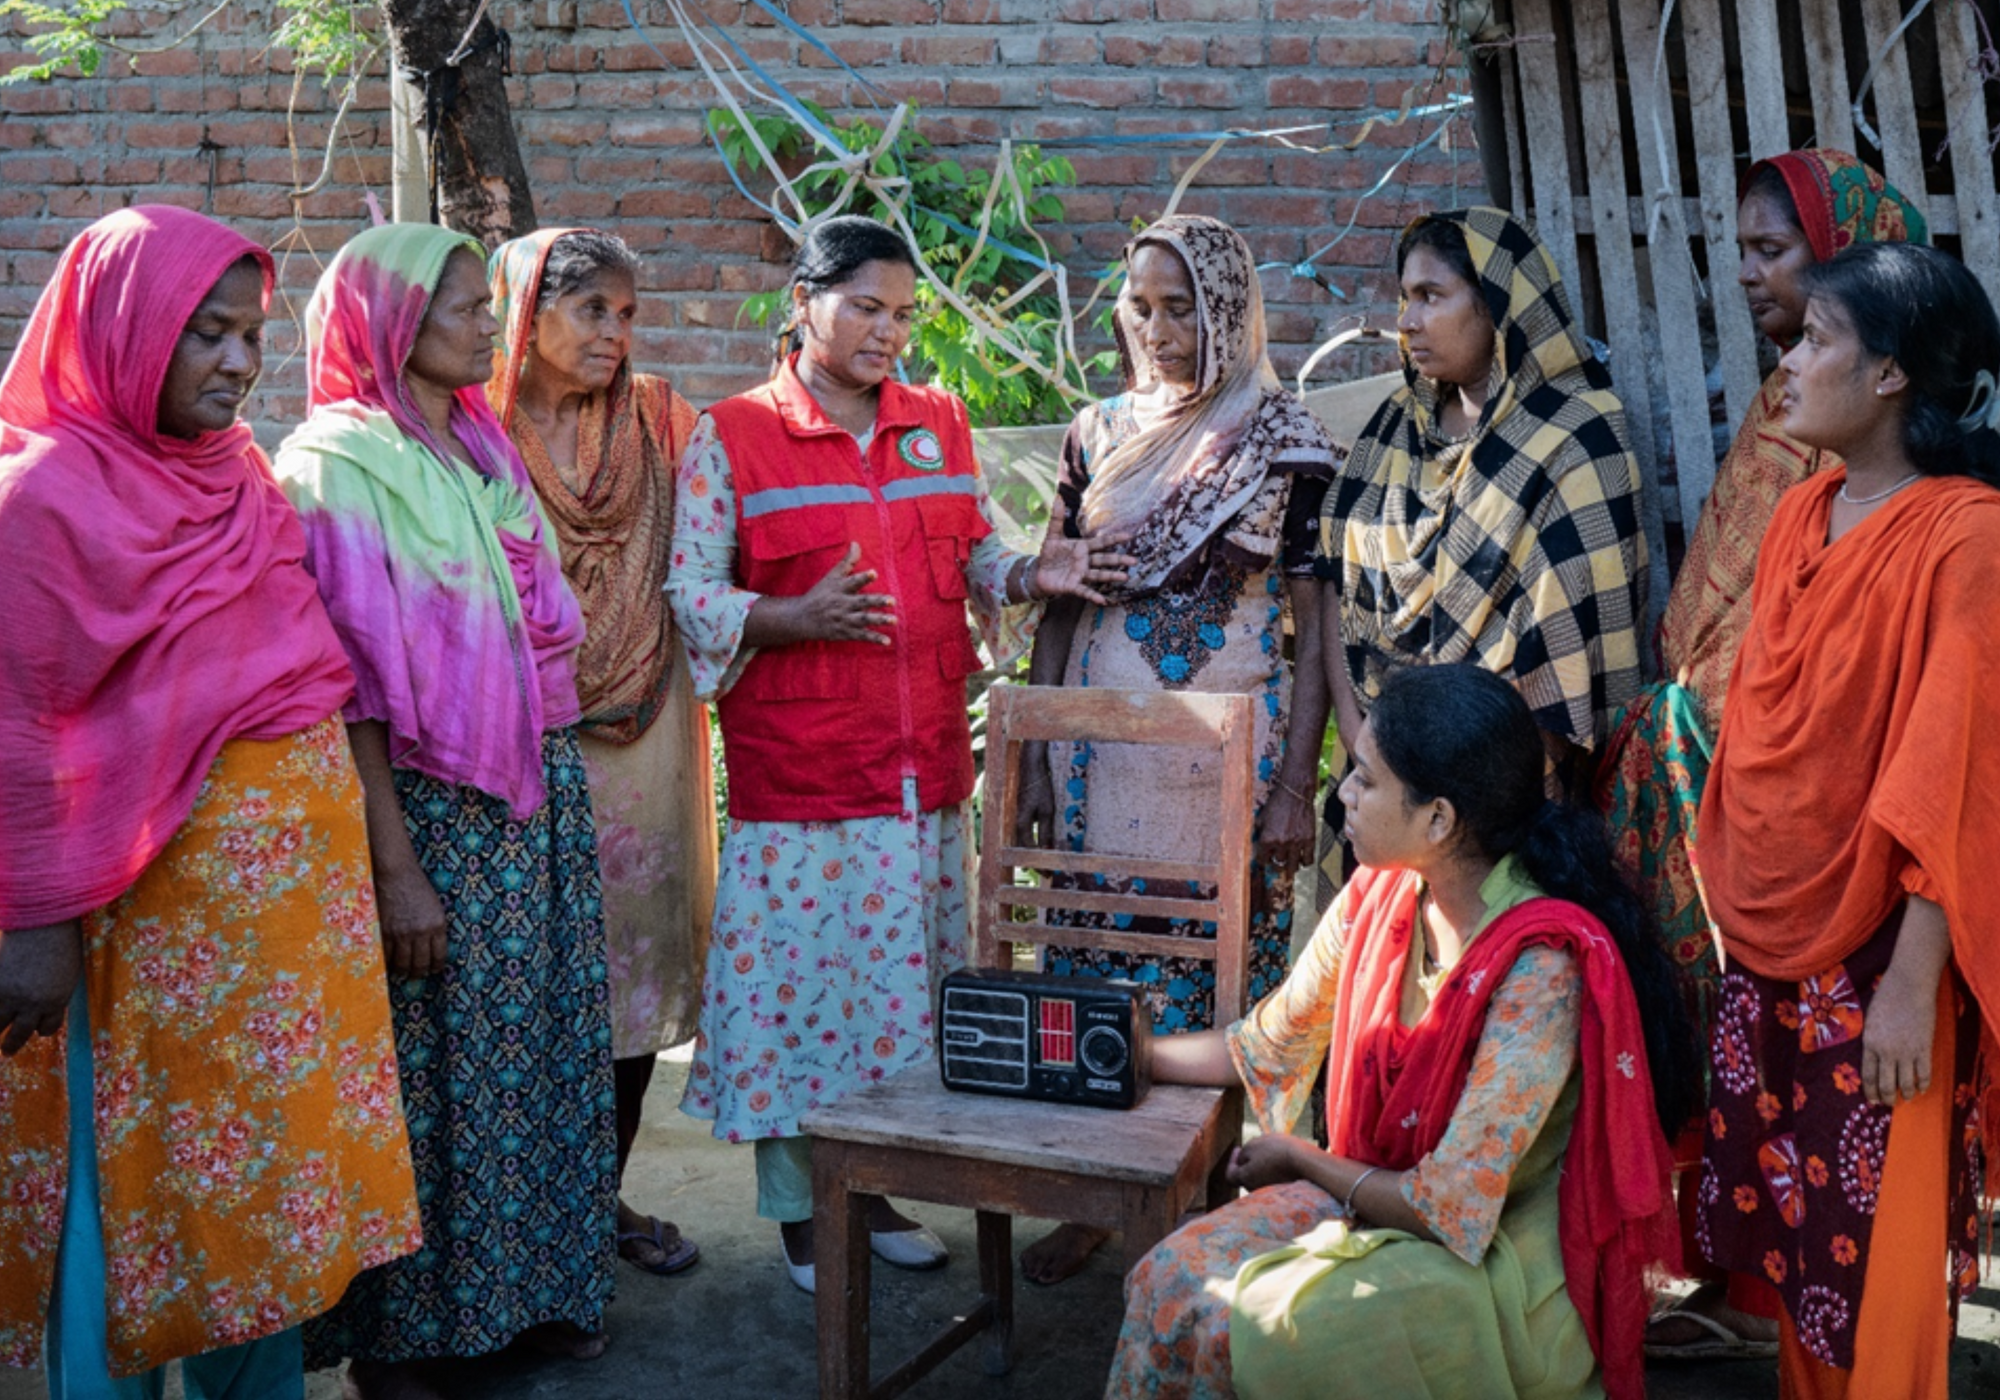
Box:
[0,206,420,1399]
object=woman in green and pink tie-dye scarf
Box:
[275,223,619,1393]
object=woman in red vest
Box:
[667,215,1131,1292]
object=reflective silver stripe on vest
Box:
[878,475,981,504]
[739,483,876,519]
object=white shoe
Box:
[869,1224,949,1270]
[782,1234,816,1295]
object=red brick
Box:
[664,221,765,255]
[1227,190,1332,227]
[0,189,42,217]
[1052,190,1116,222]
[1159,76,1239,108]
[1154,0,1257,17]
[1048,75,1152,108]
[747,0,833,21]
[1317,34,1425,67]
[607,113,705,145]
[1066,152,1161,185]
[900,35,997,65]
[1,153,82,184]
[596,74,659,107]
[524,115,610,146]
[1034,33,1099,63]
[719,261,788,293]
[1103,34,1204,66]
[0,84,75,114]
[947,77,1042,107]
[590,154,661,182]
[213,186,296,219]
[941,0,1010,19]
[1267,35,1312,65]
[126,47,200,77]
[1207,33,1264,65]
[1266,75,1371,109]
[1272,0,1368,16]
[540,187,618,218]
[1055,0,1148,18]
[800,36,895,67]
[842,0,938,24]
[110,84,156,111]
[105,156,163,182]
[0,216,75,249]
[601,43,679,72]
[868,76,948,105]
[614,187,709,221]
[1169,151,1268,185]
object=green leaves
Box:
[709,102,1113,427]
[0,0,123,83]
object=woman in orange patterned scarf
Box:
[488,228,715,1278]
[1696,240,2000,1400]
[1592,152,1924,1358]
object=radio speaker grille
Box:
[940,985,1030,1089]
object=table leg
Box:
[974,1210,1014,1376]
[813,1140,873,1400]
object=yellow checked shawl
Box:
[1318,207,1646,747]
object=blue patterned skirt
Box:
[306,728,617,1365]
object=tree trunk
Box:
[380,0,536,245]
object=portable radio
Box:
[937,968,1151,1109]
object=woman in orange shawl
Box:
[488,228,715,1277]
[1695,242,2000,1399]
[1593,152,1924,1356]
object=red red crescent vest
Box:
[708,361,992,822]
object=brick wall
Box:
[1,0,1474,438]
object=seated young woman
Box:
[1104,663,1699,1400]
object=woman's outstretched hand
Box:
[1030,499,1137,606]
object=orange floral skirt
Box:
[0,716,420,1376]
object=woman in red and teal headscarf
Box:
[1593,149,1925,1357]
[273,222,617,1398]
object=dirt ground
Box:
[8,1050,2000,1400]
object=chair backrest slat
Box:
[976,682,1256,1023]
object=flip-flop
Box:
[1642,1304,1780,1361]
[617,1217,700,1276]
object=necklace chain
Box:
[1839,471,1922,506]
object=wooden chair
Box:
[803,683,1257,1400]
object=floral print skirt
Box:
[579,650,717,1058]
[680,782,969,1142]
[305,727,617,1366]
[0,716,421,1376]
[1697,911,1981,1369]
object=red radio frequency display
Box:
[1039,998,1076,1066]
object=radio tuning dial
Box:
[1079,1025,1129,1077]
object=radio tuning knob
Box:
[1079,1025,1128,1077]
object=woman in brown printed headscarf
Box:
[488,227,715,1278]
[1016,213,1342,1283]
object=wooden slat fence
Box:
[1476,0,2000,597]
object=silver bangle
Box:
[1341,1165,1382,1220]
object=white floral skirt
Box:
[679,780,969,1142]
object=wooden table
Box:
[804,1061,1240,1400]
